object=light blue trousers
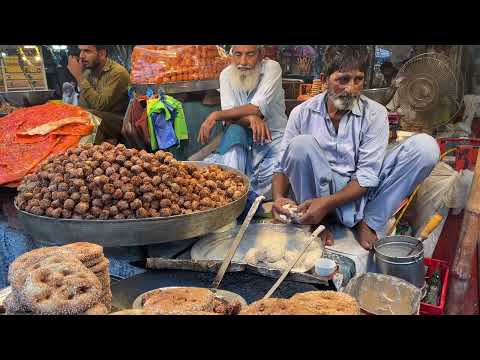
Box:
[280,134,440,236]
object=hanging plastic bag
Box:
[130,45,230,85]
[151,110,178,150]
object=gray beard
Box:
[328,89,359,111]
[229,63,262,93]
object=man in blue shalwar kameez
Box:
[272,45,440,250]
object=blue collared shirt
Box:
[219,59,288,133]
[275,92,389,188]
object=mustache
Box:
[237,65,253,71]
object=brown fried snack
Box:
[142,288,215,314]
[62,242,104,263]
[8,247,79,291]
[3,290,32,314]
[21,262,102,315]
[212,298,242,315]
[83,256,106,268]
[239,298,316,315]
[88,258,109,274]
[99,289,113,310]
[289,291,361,315]
[16,143,248,220]
[109,309,156,315]
[83,303,109,315]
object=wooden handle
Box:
[419,212,444,240]
[146,258,245,272]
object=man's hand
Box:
[198,112,219,145]
[67,55,84,82]
[248,116,272,144]
[297,197,333,225]
[272,197,297,223]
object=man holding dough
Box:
[271,45,439,250]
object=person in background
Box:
[380,61,398,87]
[198,45,287,200]
[272,45,439,250]
[67,45,130,144]
[62,82,79,105]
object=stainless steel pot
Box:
[374,235,425,289]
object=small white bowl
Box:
[314,258,337,277]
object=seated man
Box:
[68,45,130,144]
[198,45,287,199]
[272,45,440,250]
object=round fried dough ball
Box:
[160,199,172,208]
[62,209,72,219]
[160,208,172,217]
[130,199,142,210]
[136,207,150,218]
[113,189,123,200]
[171,204,181,215]
[63,198,75,210]
[117,200,129,211]
[74,202,89,215]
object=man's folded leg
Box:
[362,133,440,238]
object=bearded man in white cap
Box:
[198,45,287,200]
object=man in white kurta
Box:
[198,45,287,199]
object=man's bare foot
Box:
[310,224,334,247]
[354,220,378,250]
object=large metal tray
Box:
[15,162,249,247]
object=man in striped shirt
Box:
[68,45,130,144]
[272,45,439,250]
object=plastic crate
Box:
[420,257,449,315]
[437,137,480,171]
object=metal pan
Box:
[15,162,249,247]
[343,273,422,315]
[132,286,248,311]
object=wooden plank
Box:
[446,151,480,315]
[145,257,246,273]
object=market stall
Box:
[1,44,479,316]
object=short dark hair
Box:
[94,45,109,55]
[323,45,369,76]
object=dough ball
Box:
[284,250,297,265]
[255,247,269,263]
[243,248,258,265]
[264,243,285,263]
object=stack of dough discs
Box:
[82,303,109,315]
[62,242,112,311]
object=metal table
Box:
[132,80,219,96]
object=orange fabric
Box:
[0,103,92,186]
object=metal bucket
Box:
[374,235,425,289]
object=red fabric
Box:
[0,103,91,186]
